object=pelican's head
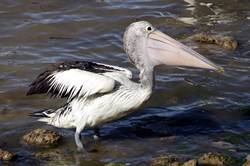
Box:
[123,21,223,72]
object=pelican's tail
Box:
[30,105,73,128]
[29,109,56,123]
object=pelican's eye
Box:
[145,26,153,32]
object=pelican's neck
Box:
[139,66,155,90]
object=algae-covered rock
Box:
[182,159,198,166]
[0,149,15,161]
[243,160,250,166]
[22,128,61,147]
[190,33,238,50]
[198,152,238,166]
[242,154,250,166]
[151,155,181,166]
[105,162,125,166]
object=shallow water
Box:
[0,0,250,165]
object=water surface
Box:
[0,0,250,165]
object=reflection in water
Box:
[0,0,250,165]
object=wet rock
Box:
[190,33,238,49]
[198,152,238,166]
[182,159,198,166]
[242,154,250,166]
[22,128,61,147]
[0,149,15,161]
[105,162,125,166]
[243,161,250,166]
[150,155,181,166]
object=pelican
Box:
[27,21,223,151]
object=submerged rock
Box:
[34,150,79,165]
[22,128,61,147]
[150,152,242,166]
[35,150,62,160]
[198,152,238,166]
[105,162,125,166]
[190,33,238,50]
[0,149,15,161]
[150,155,181,166]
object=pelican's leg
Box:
[75,128,84,152]
[93,128,100,141]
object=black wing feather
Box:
[27,61,122,98]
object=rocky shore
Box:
[0,128,250,166]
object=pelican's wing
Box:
[27,61,132,100]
